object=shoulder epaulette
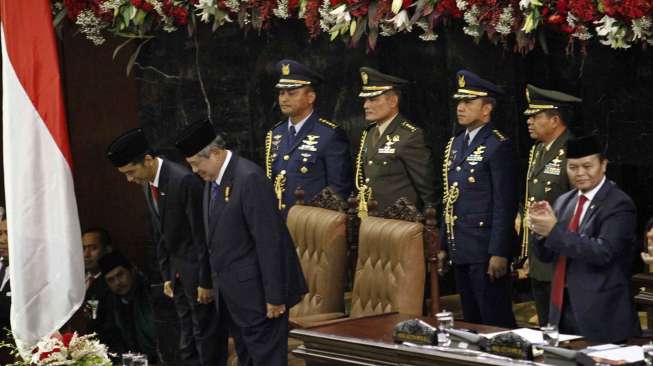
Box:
[318,118,338,129]
[364,122,377,131]
[492,129,508,142]
[401,121,417,132]
[272,120,285,129]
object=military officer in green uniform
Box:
[354,67,437,214]
[520,84,581,326]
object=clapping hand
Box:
[527,201,558,237]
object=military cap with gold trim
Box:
[453,70,504,100]
[274,59,324,89]
[106,128,152,167]
[175,120,217,157]
[358,67,409,98]
[523,84,582,116]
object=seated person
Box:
[640,218,653,266]
[98,251,158,363]
[64,228,113,335]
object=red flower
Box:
[172,6,189,25]
[131,0,143,7]
[142,1,155,12]
[402,0,412,9]
[288,0,300,13]
[546,14,564,24]
[62,333,75,347]
[435,0,463,18]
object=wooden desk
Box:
[291,313,540,366]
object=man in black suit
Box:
[529,135,640,342]
[81,228,111,332]
[175,121,308,366]
[107,129,220,366]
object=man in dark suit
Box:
[176,120,308,366]
[529,135,640,342]
[355,67,437,213]
[266,59,353,214]
[520,84,580,326]
[439,70,518,328]
[107,129,220,366]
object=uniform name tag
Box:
[543,164,561,175]
[378,147,396,154]
[299,145,317,152]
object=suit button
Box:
[456,166,461,171]
[283,155,290,161]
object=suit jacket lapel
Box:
[580,180,612,230]
[454,124,492,166]
[144,185,161,229]
[530,130,571,177]
[371,115,402,158]
[157,161,169,227]
[208,154,238,241]
[285,114,318,155]
[203,182,210,242]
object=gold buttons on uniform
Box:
[453,182,458,187]
[365,178,370,183]
[283,155,290,161]
[383,161,388,165]
[280,170,286,175]
[456,166,461,172]
[479,221,484,227]
[302,158,308,162]
[368,160,373,166]
[529,196,535,202]
[300,167,308,174]
[468,176,476,183]
[533,178,538,184]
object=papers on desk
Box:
[577,344,644,365]
[481,328,582,345]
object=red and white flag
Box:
[1,0,84,352]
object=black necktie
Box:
[0,261,7,292]
[209,182,220,217]
[289,125,297,146]
[463,133,470,154]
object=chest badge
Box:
[465,145,486,166]
[378,134,400,154]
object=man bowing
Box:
[176,121,307,366]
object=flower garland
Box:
[53,0,653,52]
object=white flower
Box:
[319,1,336,31]
[456,0,468,11]
[387,9,412,32]
[330,4,351,24]
[273,0,290,19]
[75,9,107,46]
[594,16,628,47]
[495,5,514,35]
[196,0,217,23]
[415,19,438,40]
[632,16,653,44]
[99,0,126,13]
[463,5,481,37]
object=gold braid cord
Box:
[442,138,459,244]
[355,129,371,219]
[265,130,273,179]
[274,171,286,211]
[520,145,537,259]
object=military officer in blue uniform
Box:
[439,70,518,328]
[265,59,353,215]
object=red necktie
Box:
[550,195,588,323]
[150,185,159,205]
